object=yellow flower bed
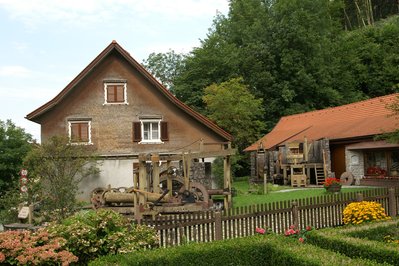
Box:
[342,201,390,225]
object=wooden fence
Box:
[142,187,399,247]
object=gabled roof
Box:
[245,93,399,151]
[26,41,232,141]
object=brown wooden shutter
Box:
[133,122,142,142]
[70,123,79,142]
[160,121,168,141]
[116,85,124,102]
[107,86,116,102]
[80,123,89,142]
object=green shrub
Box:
[0,229,78,265]
[346,222,399,242]
[90,234,385,266]
[307,220,399,265]
[47,209,159,264]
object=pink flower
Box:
[289,225,296,229]
[0,252,5,263]
[306,226,312,231]
[255,227,266,234]
[299,237,304,243]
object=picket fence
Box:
[141,187,399,247]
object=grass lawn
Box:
[232,180,375,208]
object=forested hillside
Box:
[143,0,399,156]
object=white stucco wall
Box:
[77,158,134,202]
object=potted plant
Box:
[323,177,342,193]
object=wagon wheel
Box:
[90,187,105,209]
[159,167,185,196]
[340,172,354,186]
[178,182,209,204]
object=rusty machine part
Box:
[90,145,236,216]
[91,182,210,208]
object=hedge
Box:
[306,220,399,265]
[90,234,386,266]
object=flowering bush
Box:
[47,209,159,263]
[384,235,399,244]
[366,166,386,177]
[342,201,390,225]
[323,178,342,189]
[284,225,313,243]
[0,229,78,265]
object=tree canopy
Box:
[24,136,99,221]
[144,0,399,138]
[0,119,32,192]
[203,78,265,151]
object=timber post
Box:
[224,155,232,209]
[291,201,299,229]
[215,211,222,241]
[356,193,364,202]
[151,153,160,194]
[138,153,147,205]
[388,188,397,217]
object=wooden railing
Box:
[141,187,398,247]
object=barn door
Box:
[330,144,346,179]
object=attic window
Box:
[104,81,128,105]
[68,120,92,144]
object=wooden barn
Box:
[245,94,399,187]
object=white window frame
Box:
[139,119,163,144]
[103,82,128,105]
[68,120,92,145]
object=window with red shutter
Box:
[104,82,127,104]
[133,122,142,142]
[69,121,92,144]
[160,121,168,141]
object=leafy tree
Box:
[173,13,241,113]
[341,0,399,30]
[376,95,399,143]
[336,15,399,98]
[142,49,186,92]
[203,77,265,151]
[0,119,32,192]
[203,78,265,177]
[24,136,99,221]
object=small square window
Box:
[104,82,128,104]
[68,121,92,144]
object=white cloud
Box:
[0,65,32,77]
[0,0,229,27]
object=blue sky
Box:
[0,0,229,141]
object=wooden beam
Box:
[152,153,160,194]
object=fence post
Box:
[215,211,222,241]
[291,201,299,229]
[356,193,363,202]
[388,188,397,217]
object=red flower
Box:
[299,237,304,243]
[323,178,341,188]
[255,227,266,235]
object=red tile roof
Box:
[245,93,399,151]
[26,41,233,141]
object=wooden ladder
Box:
[315,166,325,185]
